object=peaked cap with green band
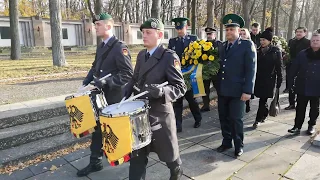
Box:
[93,12,113,23]
[140,18,164,31]
[222,14,245,28]
[171,17,189,29]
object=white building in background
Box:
[0,16,208,47]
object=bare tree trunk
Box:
[187,0,191,25]
[87,0,95,19]
[270,0,276,28]
[95,0,103,44]
[304,0,313,30]
[65,0,69,19]
[261,0,267,30]
[220,0,226,40]
[207,0,214,27]
[151,0,161,19]
[191,0,196,34]
[49,0,66,66]
[9,0,21,60]
[312,0,320,31]
[242,0,249,29]
[136,0,140,23]
[275,0,280,35]
[287,0,297,41]
[298,0,305,27]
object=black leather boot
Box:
[77,159,103,177]
[169,166,183,180]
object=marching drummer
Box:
[123,18,187,180]
[77,12,133,177]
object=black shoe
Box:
[288,127,300,135]
[194,121,201,128]
[285,105,295,110]
[283,89,289,93]
[200,107,210,112]
[169,166,183,180]
[177,128,182,133]
[253,121,261,129]
[235,148,244,157]
[217,145,232,153]
[77,161,103,177]
[307,125,316,135]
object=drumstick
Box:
[99,73,112,81]
[117,97,126,109]
[121,81,169,105]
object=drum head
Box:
[102,101,145,115]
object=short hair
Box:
[251,23,260,28]
[295,27,307,33]
[103,19,114,26]
[240,28,251,40]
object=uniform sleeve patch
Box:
[174,59,181,70]
[122,48,129,56]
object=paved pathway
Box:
[1,93,320,180]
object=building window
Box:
[164,31,169,39]
[137,31,142,39]
[62,28,68,39]
[0,27,10,39]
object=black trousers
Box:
[294,95,320,129]
[174,90,202,129]
[218,96,245,150]
[289,86,297,106]
[129,145,181,180]
[256,98,268,122]
[201,78,217,108]
[90,121,103,162]
[285,64,290,90]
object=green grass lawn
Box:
[0,53,138,79]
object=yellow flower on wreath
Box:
[209,55,215,61]
[181,58,186,65]
[202,54,208,60]
[196,50,202,57]
[194,60,199,65]
[189,59,193,64]
[203,45,211,51]
[184,47,188,52]
[199,39,206,45]
[185,55,189,60]
[205,42,213,47]
[193,42,200,49]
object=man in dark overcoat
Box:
[216,14,257,157]
[123,18,187,180]
[77,12,133,177]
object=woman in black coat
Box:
[253,28,283,128]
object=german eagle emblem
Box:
[67,105,84,129]
[102,123,119,153]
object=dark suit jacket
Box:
[168,34,197,60]
[217,38,257,97]
[83,36,133,104]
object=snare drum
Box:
[65,89,107,138]
[99,100,152,166]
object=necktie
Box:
[145,52,150,61]
[226,43,232,53]
[101,42,105,48]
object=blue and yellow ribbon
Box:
[182,64,206,98]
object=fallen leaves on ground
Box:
[0,141,91,175]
